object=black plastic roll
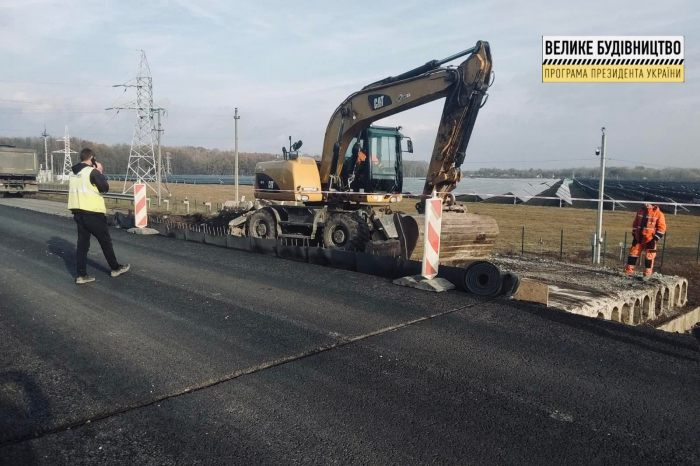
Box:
[500,273,521,298]
[463,261,502,296]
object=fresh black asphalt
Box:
[0,204,699,465]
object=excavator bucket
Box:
[394,212,499,267]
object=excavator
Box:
[244,40,499,265]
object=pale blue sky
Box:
[1,0,698,169]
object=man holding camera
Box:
[68,148,130,284]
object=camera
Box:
[595,148,601,156]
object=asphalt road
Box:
[0,202,699,465]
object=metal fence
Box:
[496,225,700,269]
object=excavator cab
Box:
[341,125,406,203]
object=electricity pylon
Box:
[108,50,159,194]
[52,125,76,183]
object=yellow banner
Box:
[542,65,684,83]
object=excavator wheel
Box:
[247,209,277,240]
[322,213,369,251]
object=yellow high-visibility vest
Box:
[67,166,106,213]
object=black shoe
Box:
[76,275,96,285]
[111,264,130,278]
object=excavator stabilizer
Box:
[394,212,499,266]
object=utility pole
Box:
[41,125,51,181]
[234,108,240,202]
[595,127,607,264]
[153,108,165,206]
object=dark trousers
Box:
[74,212,119,276]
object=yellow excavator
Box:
[245,40,499,265]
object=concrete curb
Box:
[185,229,205,243]
[204,233,227,248]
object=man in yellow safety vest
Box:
[68,148,129,284]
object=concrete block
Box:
[169,228,186,240]
[204,233,227,247]
[329,250,356,271]
[355,252,395,278]
[277,244,309,263]
[393,275,455,293]
[250,238,277,256]
[185,229,205,243]
[308,247,331,267]
[226,235,250,251]
[150,222,169,236]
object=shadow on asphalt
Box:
[0,370,45,460]
[47,237,111,279]
[510,300,700,362]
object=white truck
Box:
[0,145,39,196]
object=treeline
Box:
[402,160,430,177]
[3,135,698,181]
[0,136,277,176]
[464,166,700,182]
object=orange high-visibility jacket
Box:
[633,205,666,244]
[357,150,381,166]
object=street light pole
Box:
[156,109,163,206]
[595,127,607,264]
[234,108,240,202]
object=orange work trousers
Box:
[625,240,657,276]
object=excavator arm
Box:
[319,41,493,201]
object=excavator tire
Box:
[322,213,369,251]
[247,209,277,239]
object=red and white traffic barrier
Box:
[134,183,148,228]
[421,195,442,279]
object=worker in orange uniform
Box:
[625,197,667,280]
[357,150,383,168]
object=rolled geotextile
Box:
[462,261,502,296]
[500,273,521,298]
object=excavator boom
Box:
[319,41,493,201]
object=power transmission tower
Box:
[108,50,159,194]
[52,125,77,183]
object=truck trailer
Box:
[0,145,39,196]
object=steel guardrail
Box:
[39,186,134,201]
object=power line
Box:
[90,111,124,137]
[1,32,142,53]
[0,110,109,114]
[0,79,112,87]
[0,98,41,104]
